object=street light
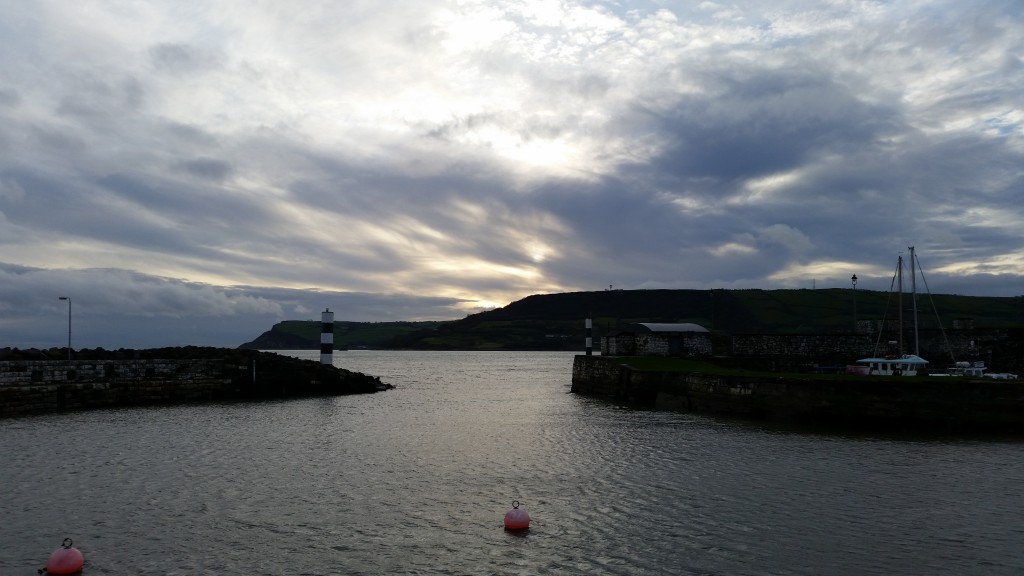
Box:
[58,296,71,361]
[850,275,858,330]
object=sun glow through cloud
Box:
[1,0,1022,348]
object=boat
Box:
[931,361,1019,379]
[848,246,930,377]
[931,360,987,377]
[850,353,929,377]
[846,246,1014,378]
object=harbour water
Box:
[1,351,1022,575]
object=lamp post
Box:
[850,275,858,331]
[58,296,71,361]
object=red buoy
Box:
[503,500,530,530]
[45,538,83,575]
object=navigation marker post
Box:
[321,308,334,365]
[585,315,593,356]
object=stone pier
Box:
[572,355,1024,430]
[0,348,386,417]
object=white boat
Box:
[931,362,1019,379]
[930,360,988,378]
[851,354,929,377]
[983,372,1020,380]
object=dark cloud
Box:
[0,1,1021,348]
[177,157,234,182]
[0,264,467,349]
[644,68,901,182]
[57,76,146,119]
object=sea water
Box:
[1,351,1022,575]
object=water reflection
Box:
[1,351,1022,575]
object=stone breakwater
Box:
[0,347,387,417]
[572,355,1024,430]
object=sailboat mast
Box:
[909,246,919,356]
[897,255,904,356]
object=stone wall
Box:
[601,334,635,356]
[0,358,235,416]
[0,352,384,417]
[602,333,712,357]
[731,333,875,358]
[600,329,1022,373]
[0,358,227,386]
[571,354,633,398]
[571,355,1024,429]
[723,328,1021,373]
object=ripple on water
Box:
[2,352,1023,575]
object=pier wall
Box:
[731,334,875,358]
[726,328,1021,373]
[730,330,1009,358]
[0,352,384,417]
[571,355,1024,429]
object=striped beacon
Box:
[321,308,334,365]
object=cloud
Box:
[0,264,466,349]
[176,157,234,182]
[149,43,225,75]
[0,0,1022,348]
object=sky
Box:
[1,0,1022,350]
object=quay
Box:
[572,355,1024,430]
[0,347,386,417]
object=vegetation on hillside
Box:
[240,289,1024,351]
[239,320,446,350]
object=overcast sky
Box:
[1,0,1022,350]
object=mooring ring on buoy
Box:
[45,537,84,575]
[512,500,520,509]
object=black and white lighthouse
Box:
[585,315,593,356]
[320,308,334,365]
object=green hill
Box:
[239,320,446,350]
[241,289,1024,351]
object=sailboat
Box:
[849,246,929,376]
